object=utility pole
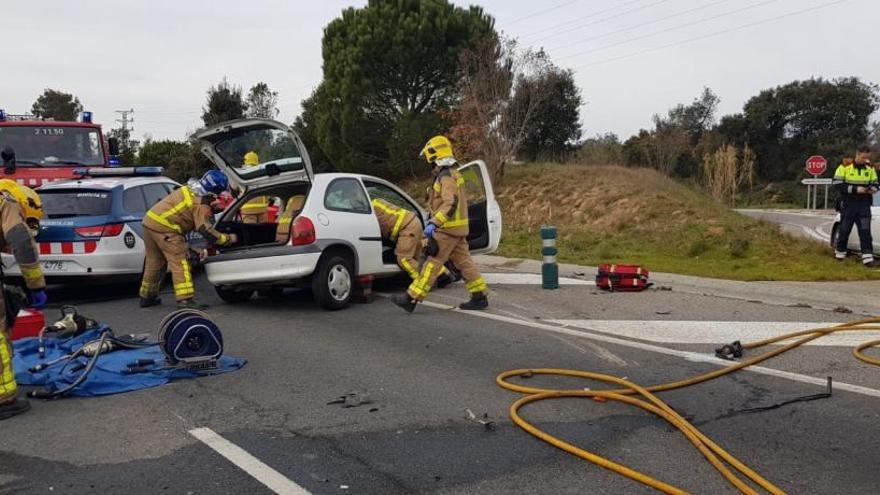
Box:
[115,108,135,136]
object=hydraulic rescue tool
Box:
[37,306,99,358]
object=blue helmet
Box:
[199,170,229,194]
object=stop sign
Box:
[805,155,827,176]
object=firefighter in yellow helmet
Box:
[240,151,270,224]
[0,180,47,420]
[139,170,238,310]
[393,136,488,312]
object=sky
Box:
[2,0,875,142]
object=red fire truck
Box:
[0,110,120,188]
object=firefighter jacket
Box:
[371,198,417,240]
[275,195,307,243]
[0,198,44,290]
[427,166,469,237]
[833,163,878,208]
[143,186,232,246]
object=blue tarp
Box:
[13,326,246,397]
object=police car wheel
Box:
[214,285,255,303]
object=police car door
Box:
[458,160,502,254]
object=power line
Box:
[521,0,647,40]
[114,108,135,135]
[545,0,732,55]
[530,0,673,45]
[502,0,583,27]
[558,0,780,61]
[572,0,849,70]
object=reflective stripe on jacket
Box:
[143,186,231,246]
[833,163,878,207]
[371,198,416,240]
[428,167,469,237]
[0,198,44,290]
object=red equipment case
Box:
[10,309,45,340]
[596,264,650,292]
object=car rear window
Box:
[41,189,112,218]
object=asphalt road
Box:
[2,274,880,494]
[737,209,835,245]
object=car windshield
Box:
[212,125,304,180]
[41,189,112,218]
[0,125,104,166]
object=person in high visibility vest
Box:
[833,145,878,266]
[240,151,270,223]
[139,170,238,310]
[393,135,488,312]
[0,180,47,420]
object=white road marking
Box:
[385,295,880,399]
[548,320,880,347]
[482,272,594,286]
[189,427,311,495]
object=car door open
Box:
[458,160,502,254]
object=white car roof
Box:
[39,176,179,191]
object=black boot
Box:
[392,293,417,313]
[0,397,31,421]
[436,273,454,289]
[459,293,488,310]
[177,298,209,310]
[139,296,161,308]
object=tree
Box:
[719,77,879,181]
[202,77,248,127]
[447,36,555,183]
[701,144,755,205]
[293,86,333,173]
[316,0,494,178]
[246,82,279,119]
[578,133,623,165]
[107,127,139,165]
[516,68,583,161]
[31,89,83,121]
[138,139,211,182]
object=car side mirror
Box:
[1,147,16,175]
[107,137,120,157]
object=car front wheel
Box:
[312,255,353,310]
[215,285,255,303]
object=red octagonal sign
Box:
[805,155,827,176]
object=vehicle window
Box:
[459,164,487,203]
[0,126,104,166]
[123,187,147,214]
[324,178,371,214]
[143,184,169,208]
[364,182,417,211]
[41,189,111,218]
[211,125,304,181]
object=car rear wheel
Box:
[215,285,255,303]
[312,255,353,310]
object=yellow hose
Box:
[497,318,880,494]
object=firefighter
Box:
[240,151,270,224]
[275,194,307,244]
[393,136,488,312]
[371,198,425,281]
[833,146,878,266]
[0,180,47,420]
[139,170,238,310]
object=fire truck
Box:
[0,110,120,188]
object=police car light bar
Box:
[73,166,164,177]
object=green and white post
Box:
[541,225,559,289]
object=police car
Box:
[1,167,189,284]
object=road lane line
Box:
[189,427,311,495]
[381,295,880,399]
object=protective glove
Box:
[29,289,47,309]
[424,223,437,238]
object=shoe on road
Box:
[0,397,31,421]
[177,299,209,310]
[392,294,417,313]
[139,296,161,308]
[459,293,488,311]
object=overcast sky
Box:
[3,0,874,142]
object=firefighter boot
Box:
[459,293,488,311]
[392,293,417,313]
[0,396,31,421]
[139,296,161,308]
[436,273,454,289]
[177,299,209,311]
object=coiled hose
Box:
[496,317,880,495]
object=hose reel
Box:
[157,309,223,370]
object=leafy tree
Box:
[516,68,583,161]
[578,133,623,165]
[202,77,248,127]
[107,127,139,165]
[293,86,332,173]
[138,139,211,182]
[246,82,279,119]
[31,89,83,121]
[317,0,494,178]
[718,77,879,181]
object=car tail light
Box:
[291,216,316,246]
[75,223,124,238]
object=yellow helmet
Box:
[0,179,42,231]
[243,151,260,167]
[420,135,454,164]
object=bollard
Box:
[541,225,559,289]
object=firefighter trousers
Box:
[408,230,487,301]
[0,290,16,404]
[140,229,195,302]
[395,221,423,280]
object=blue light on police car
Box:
[81,111,93,123]
[0,109,6,121]
[109,158,120,167]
